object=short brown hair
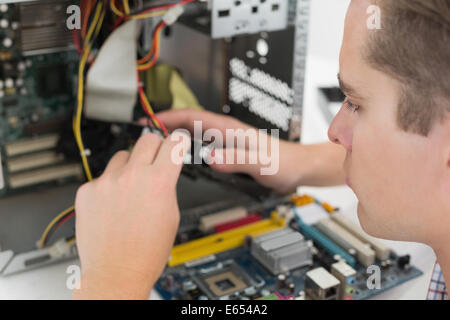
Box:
[365,0,450,136]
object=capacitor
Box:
[0,4,8,13]
[11,22,19,30]
[18,62,26,72]
[16,78,24,87]
[2,37,12,48]
[5,78,14,89]
[288,283,295,294]
[277,274,286,289]
[0,19,9,29]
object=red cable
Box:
[137,72,169,136]
[56,211,75,229]
[73,29,82,54]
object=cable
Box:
[111,0,195,20]
[138,71,169,136]
[130,9,167,20]
[138,21,165,69]
[39,206,75,249]
[73,29,82,54]
[123,0,131,15]
[73,1,105,182]
[38,1,107,249]
[111,0,125,17]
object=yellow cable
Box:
[84,2,103,48]
[111,0,124,17]
[123,0,130,15]
[131,10,167,20]
[94,8,106,38]
[39,206,75,249]
[138,26,162,69]
[39,2,106,249]
[66,238,77,246]
[73,2,103,182]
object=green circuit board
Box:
[0,1,81,196]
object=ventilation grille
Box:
[228,58,293,131]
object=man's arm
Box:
[156,109,346,193]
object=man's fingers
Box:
[155,109,251,135]
[128,133,163,167]
[154,132,191,183]
[103,150,130,175]
[208,148,261,177]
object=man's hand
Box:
[156,109,346,193]
[73,132,190,300]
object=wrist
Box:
[73,265,155,300]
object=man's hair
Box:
[365,0,450,136]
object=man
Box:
[73,0,450,299]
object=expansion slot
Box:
[8,163,83,189]
[330,213,390,261]
[169,212,286,267]
[6,151,64,173]
[316,218,375,267]
[199,206,247,232]
[293,209,356,267]
[4,134,59,157]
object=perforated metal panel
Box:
[224,0,310,141]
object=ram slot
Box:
[330,213,390,261]
[316,218,375,267]
[295,218,356,267]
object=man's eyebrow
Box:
[337,73,362,98]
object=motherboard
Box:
[156,195,422,300]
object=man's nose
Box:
[328,105,354,151]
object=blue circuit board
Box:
[156,231,423,300]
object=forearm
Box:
[286,142,346,187]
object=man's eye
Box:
[344,98,360,113]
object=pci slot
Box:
[8,163,83,189]
[330,213,390,261]
[4,134,59,157]
[316,218,375,267]
[7,151,64,173]
[295,216,356,267]
[199,206,247,232]
[169,212,286,267]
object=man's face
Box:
[328,0,449,243]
